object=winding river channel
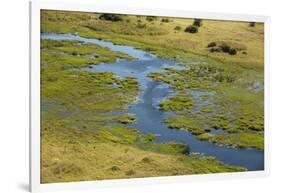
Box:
[41,33,264,171]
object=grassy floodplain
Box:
[40,10,264,183]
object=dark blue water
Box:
[41,33,264,171]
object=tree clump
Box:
[174,26,182,31]
[184,18,203,34]
[161,18,170,22]
[249,22,256,27]
[99,13,123,22]
[185,25,199,33]
[193,18,202,27]
[146,16,157,22]
[207,41,241,55]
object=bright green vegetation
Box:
[149,63,264,150]
[41,39,137,111]
[117,113,137,124]
[41,35,244,183]
[149,64,263,150]
[159,94,194,111]
[41,39,134,70]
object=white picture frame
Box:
[30,0,270,192]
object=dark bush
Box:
[207,42,217,47]
[214,74,224,82]
[99,13,123,22]
[185,25,199,33]
[182,145,190,154]
[161,18,170,22]
[210,47,222,53]
[146,16,157,22]
[174,26,181,31]
[110,166,120,171]
[125,169,135,176]
[208,41,241,55]
[204,128,212,132]
[71,51,78,56]
[193,18,202,27]
[142,157,153,163]
[249,22,256,27]
[229,48,237,55]
[221,44,231,53]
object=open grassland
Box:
[41,10,264,70]
[40,10,264,182]
[42,122,244,183]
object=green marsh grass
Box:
[40,10,263,182]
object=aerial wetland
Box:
[40,10,264,183]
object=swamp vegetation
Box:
[40,10,264,183]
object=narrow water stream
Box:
[41,33,264,171]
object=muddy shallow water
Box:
[41,33,264,171]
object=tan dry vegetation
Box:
[41,124,245,183]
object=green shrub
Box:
[146,16,157,22]
[221,44,231,53]
[161,18,170,22]
[142,157,153,163]
[141,134,156,143]
[229,48,237,55]
[117,114,136,124]
[110,166,120,171]
[125,169,135,176]
[193,18,202,27]
[99,13,123,22]
[209,47,222,52]
[207,42,217,47]
[208,41,239,55]
[71,51,78,56]
[185,25,198,33]
[174,26,181,31]
[171,143,190,154]
[249,22,256,27]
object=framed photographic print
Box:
[30,0,270,192]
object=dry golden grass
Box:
[131,17,264,69]
[41,10,264,70]
[41,125,245,183]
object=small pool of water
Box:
[209,128,226,134]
